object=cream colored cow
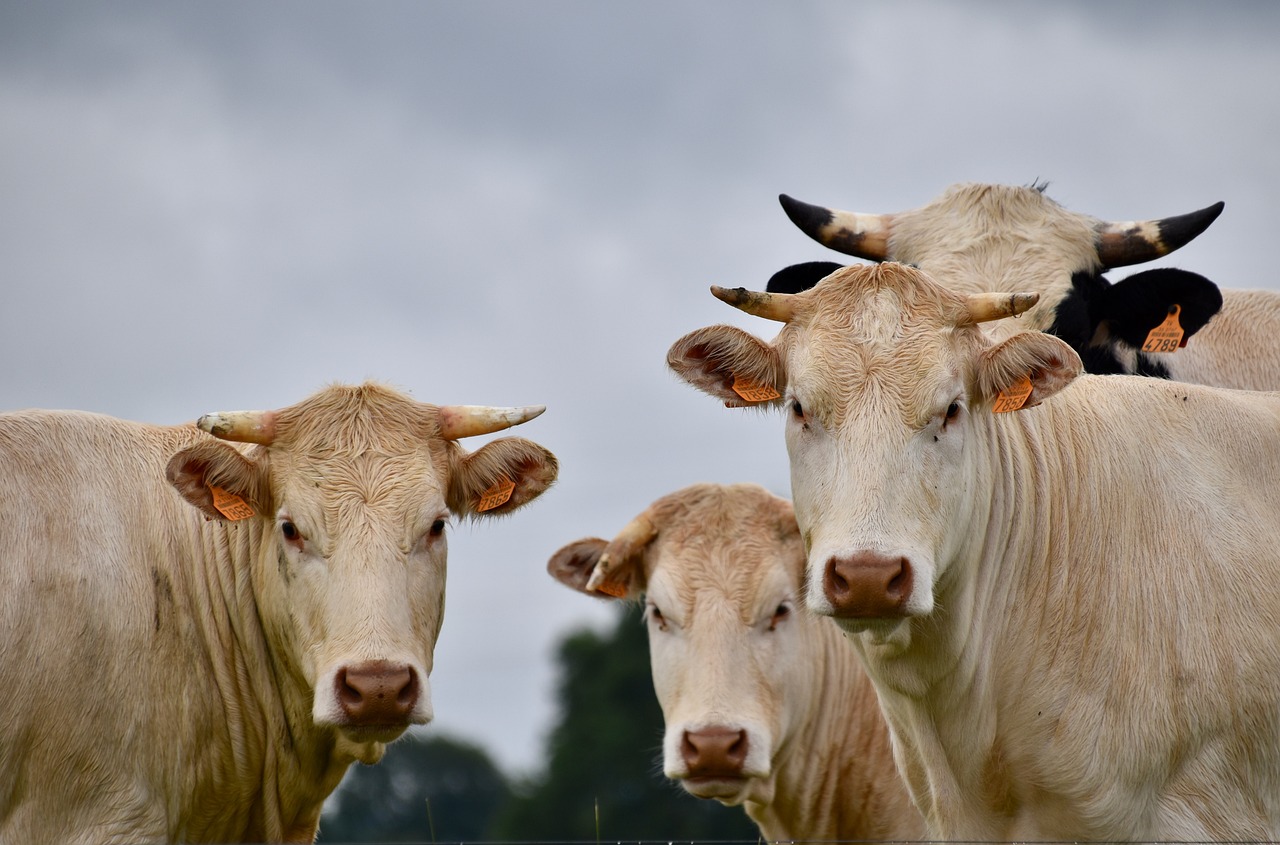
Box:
[662,262,1280,839]
[0,382,556,844]
[779,182,1280,388]
[549,482,923,842]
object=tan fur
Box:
[0,383,556,844]
[549,484,924,841]
[669,263,1280,839]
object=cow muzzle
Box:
[679,726,750,798]
[332,659,421,739]
[822,551,913,618]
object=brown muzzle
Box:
[823,551,913,617]
[681,727,749,779]
[335,660,420,726]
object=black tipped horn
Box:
[1095,201,1224,268]
[779,194,892,261]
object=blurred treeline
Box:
[317,602,759,842]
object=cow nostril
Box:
[397,669,420,709]
[336,668,362,708]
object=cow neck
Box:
[752,614,924,840]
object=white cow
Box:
[0,382,557,844]
[661,262,1280,840]
[779,182,1280,389]
[549,483,924,842]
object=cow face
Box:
[548,484,814,808]
[669,264,1080,639]
[166,383,557,752]
[776,183,1223,375]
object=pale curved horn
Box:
[711,285,796,323]
[965,292,1040,324]
[779,194,892,261]
[437,404,545,440]
[1095,201,1224,268]
[585,512,658,593]
[197,410,278,445]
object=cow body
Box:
[0,384,556,844]
[668,263,1280,839]
[548,483,924,841]
[779,182,1280,388]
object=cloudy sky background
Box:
[3,1,1278,775]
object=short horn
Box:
[965,292,1040,324]
[711,286,796,323]
[1095,201,1224,268]
[437,405,545,440]
[197,410,277,445]
[585,512,658,594]
[779,194,892,261]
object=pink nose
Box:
[823,551,912,617]
[335,660,419,726]
[681,727,749,779]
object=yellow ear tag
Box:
[210,486,255,521]
[476,476,516,512]
[731,375,781,403]
[1141,304,1184,353]
[593,577,628,599]
[992,376,1034,414]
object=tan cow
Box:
[548,483,924,842]
[778,182,1280,389]
[662,262,1280,839]
[0,382,557,844]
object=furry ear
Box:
[976,332,1083,411]
[447,437,558,517]
[1099,268,1222,349]
[667,325,786,408]
[547,538,641,600]
[166,440,270,521]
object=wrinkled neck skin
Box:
[747,615,925,841]
[170,517,368,843]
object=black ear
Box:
[1098,268,1223,348]
[766,261,845,294]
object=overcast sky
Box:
[3,1,1278,775]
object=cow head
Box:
[775,183,1223,375]
[669,263,1081,640]
[548,483,813,808]
[166,383,557,755]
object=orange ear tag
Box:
[731,375,781,403]
[1141,304,1184,353]
[476,476,516,512]
[593,577,628,599]
[992,376,1034,414]
[210,486,255,521]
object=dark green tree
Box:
[317,732,511,843]
[491,602,759,840]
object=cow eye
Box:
[280,521,302,543]
[768,602,791,631]
[791,400,805,420]
[945,401,960,421]
[647,603,668,632]
[429,518,447,538]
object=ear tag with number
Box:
[476,476,516,512]
[992,376,1034,414]
[731,375,781,403]
[592,576,629,598]
[210,486,255,521]
[1141,304,1184,353]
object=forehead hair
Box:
[270,383,441,458]
[777,263,980,425]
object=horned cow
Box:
[662,262,1280,839]
[0,382,557,844]
[550,483,924,842]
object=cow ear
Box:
[1098,268,1223,349]
[448,437,558,518]
[166,440,270,521]
[976,332,1083,411]
[547,538,642,601]
[667,325,786,408]
[766,261,845,294]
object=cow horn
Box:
[1094,201,1224,268]
[437,405,545,440]
[779,194,892,261]
[197,410,278,445]
[711,285,796,323]
[965,291,1040,324]
[585,512,658,593]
